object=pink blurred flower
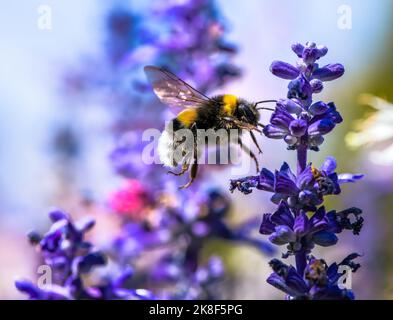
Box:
[108,180,150,220]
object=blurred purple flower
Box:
[16,210,153,300]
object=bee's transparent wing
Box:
[144,66,213,113]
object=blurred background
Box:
[1,0,393,299]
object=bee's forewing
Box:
[144,66,212,113]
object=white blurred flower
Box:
[346,94,393,165]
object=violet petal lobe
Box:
[275,169,299,196]
[320,156,337,174]
[270,61,300,79]
[270,201,295,227]
[263,124,288,139]
[259,213,275,235]
[289,119,308,137]
[293,211,309,236]
[312,230,338,247]
[337,173,364,184]
[312,63,345,81]
[308,118,335,136]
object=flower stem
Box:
[297,143,307,175]
[296,143,308,275]
[295,250,307,276]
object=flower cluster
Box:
[15,210,153,300]
[231,42,364,299]
[230,156,363,211]
[268,254,360,300]
[265,42,345,151]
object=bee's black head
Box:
[236,102,259,125]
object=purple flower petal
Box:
[308,118,335,136]
[271,201,295,227]
[310,79,324,93]
[75,217,96,233]
[270,61,300,79]
[309,101,329,115]
[291,43,305,58]
[263,124,289,139]
[297,165,314,188]
[302,47,320,64]
[320,156,337,174]
[294,211,309,235]
[277,98,303,114]
[338,173,364,184]
[258,168,275,192]
[285,266,309,294]
[287,75,313,107]
[312,230,338,247]
[309,206,328,232]
[313,63,345,81]
[259,214,275,235]
[289,119,308,137]
[48,209,68,222]
[275,169,299,196]
[269,225,296,245]
[270,106,295,129]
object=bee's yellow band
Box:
[222,94,237,115]
[177,109,198,127]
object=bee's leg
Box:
[167,163,189,176]
[179,161,198,189]
[238,137,260,173]
[179,125,199,189]
[250,131,263,154]
[222,117,262,133]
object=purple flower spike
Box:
[270,61,300,79]
[232,41,363,300]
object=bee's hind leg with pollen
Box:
[238,137,260,173]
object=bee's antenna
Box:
[255,100,277,111]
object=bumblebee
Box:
[144,66,274,189]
